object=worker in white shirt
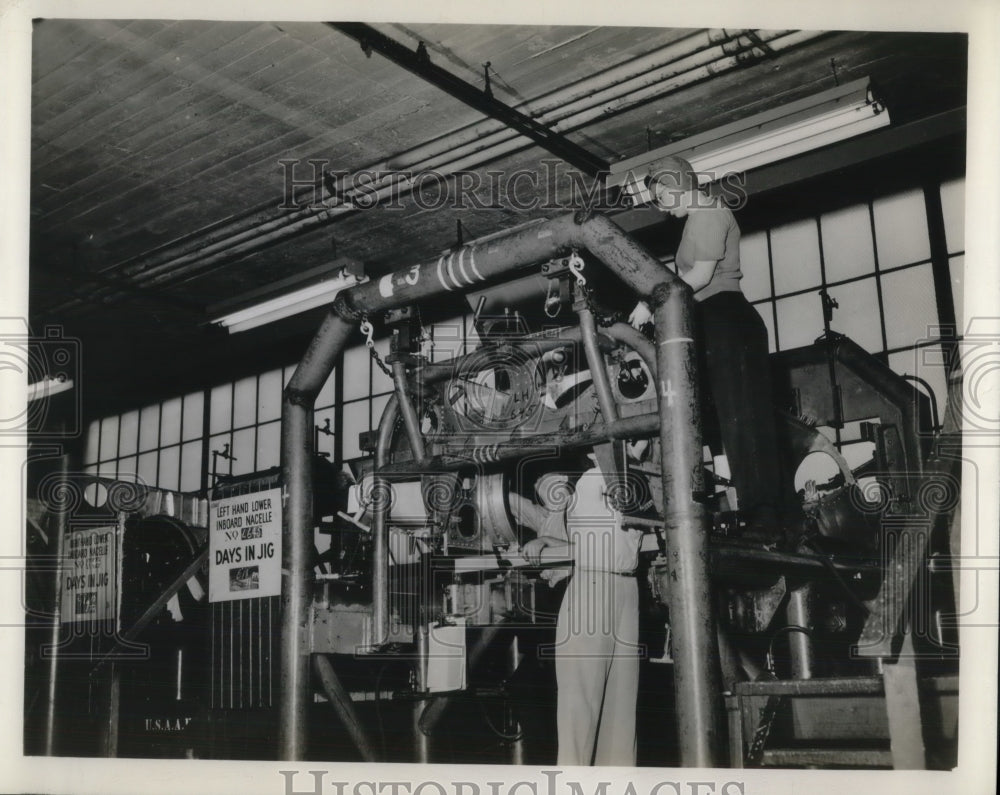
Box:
[522,459,643,766]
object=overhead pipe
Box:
[280,210,718,763]
[60,30,828,308]
[331,213,667,317]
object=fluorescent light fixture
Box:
[610,77,889,204]
[212,270,366,334]
[27,376,74,402]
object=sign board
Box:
[61,525,119,625]
[208,488,282,602]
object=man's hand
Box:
[521,537,551,566]
[628,301,652,329]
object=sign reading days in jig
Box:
[60,525,119,625]
[208,488,282,602]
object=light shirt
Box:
[674,204,742,301]
[567,468,641,574]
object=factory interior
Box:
[18,18,977,771]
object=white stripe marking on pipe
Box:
[437,256,453,290]
[457,248,470,285]
[658,337,694,345]
[469,246,485,281]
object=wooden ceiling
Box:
[28,20,968,417]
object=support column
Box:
[43,453,70,756]
[414,622,430,763]
[786,586,814,680]
[279,313,356,761]
[372,396,401,647]
[652,282,723,767]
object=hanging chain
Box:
[360,315,392,377]
[568,250,623,328]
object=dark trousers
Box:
[695,291,790,519]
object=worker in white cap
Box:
[522,456,643,765]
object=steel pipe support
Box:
[576,305,619,425]
[652,283,724,767]
[278,312,356,761]
[371,394,400,646]
[786,586,814,680]
[313,655,379,762]
[43,453,70,757]
[390,360,427,462]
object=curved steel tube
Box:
[577,306,619,425]
[278,312,356,760]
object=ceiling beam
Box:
[327,22,609,177]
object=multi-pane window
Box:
[206,365,335,480]
[740,180,964,468]
[84,391,205,499]
[83,367,334,495]
[339,334,392,461]
[939,177,965,328]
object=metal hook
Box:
[360,316,375,347]
[567,251,586,287]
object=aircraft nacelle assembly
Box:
[279,211,720,764]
